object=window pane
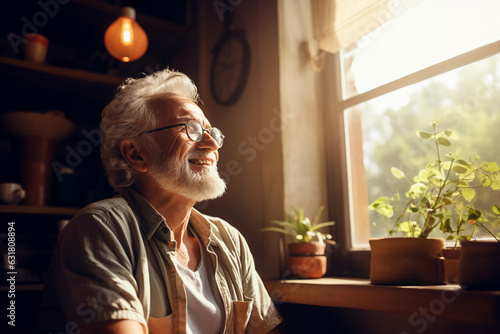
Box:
[341,0,500,99]
[347,54,500,248]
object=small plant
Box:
[369,120,500,243]
[262,206,335,244]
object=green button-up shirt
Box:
[38,188,281,334]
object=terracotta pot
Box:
[458,240,500,290]
[288,241,326,256]
[287,242,327,279]
[369,238,445,285]
[288,255,327,279]
[442,248,462,284]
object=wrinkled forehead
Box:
[149,93,208,125]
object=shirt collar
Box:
[189,209,217,248]
[122,187,166,240]
[122,188,217,247]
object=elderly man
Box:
[37,69,282,333]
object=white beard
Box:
[149,150,226,202]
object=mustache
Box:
[185,150,217,163]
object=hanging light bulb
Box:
[104,6,148,62]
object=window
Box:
[331,0,500,249]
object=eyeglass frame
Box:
[138,119,225,148]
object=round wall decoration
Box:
[210,30,251,106]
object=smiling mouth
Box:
[188,158,214,166]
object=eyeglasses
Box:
[142,119,224,148]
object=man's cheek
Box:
[166,136,189,158]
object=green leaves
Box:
[482,161,500,173]
[262,206,335,244]
[452,165,468,174]
[391,167,405,179]
[490,174,500,190]
[417,122,455,148]
[416,131,433,139]
[447,234,471,241]
[436,137,452,146]
[369,119,500,241]
[311,221,335,232]
[369,197,394,218]
[461,188,476,202]
[440,217,452,233]
[467,208,482,221]
[413,168,431,183]
[261,226,296,237]
[397,221,422,237]
[409,183,426,194]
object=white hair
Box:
[100,69,200,192]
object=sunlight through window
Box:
[338,0,500,248]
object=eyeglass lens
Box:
[186,120,224,148]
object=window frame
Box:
[324,40,500,277]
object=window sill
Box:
[264,277,500,326]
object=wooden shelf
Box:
[0,55,124,109]
[0,205,79,216]
[0,56,123,86]
[265,277,500,326]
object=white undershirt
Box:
[174,250,225,334]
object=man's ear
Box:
[120,139,149,173]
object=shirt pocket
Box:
[147,314,174,334]
[232,298,253,334]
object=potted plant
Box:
[458,206,500,289]
[262,206,335,278]
[368,120,500,285]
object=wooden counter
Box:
[265,277,500,326]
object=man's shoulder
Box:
[68,196,137,232]
[73,196,130,219]
[197,212,238,233]
[194,211,246,248]
[60,195,143,248]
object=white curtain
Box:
[309,0,422,55]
